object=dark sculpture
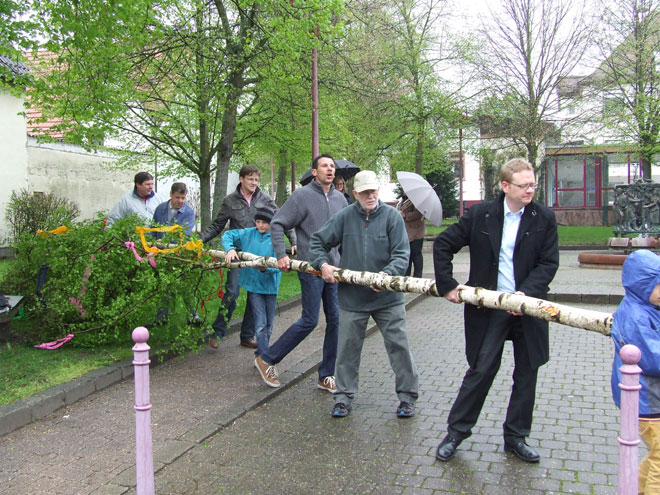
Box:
[614,180,660,235]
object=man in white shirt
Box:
[433,158,559,464]
[108,172,164,225]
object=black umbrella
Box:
[299,159,360,186]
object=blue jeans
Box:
[248,292,277,357]
[212,268,255,341]
[261,272,338,380]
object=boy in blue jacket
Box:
[222,206,281,366]
[612,249,660,494]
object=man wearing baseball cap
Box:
[309,170,419,418]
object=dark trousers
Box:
[211,268,255,341]
[405,239,424,278]
[447,311,539,445]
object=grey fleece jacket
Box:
[309,200,410,312]
[270,180,347,264]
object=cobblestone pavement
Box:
[150,296,620,495]
[0,249,626,494]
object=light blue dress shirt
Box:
[497,200,524,293]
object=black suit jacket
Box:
[433,193,559,369]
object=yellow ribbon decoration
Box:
[135,225,204,259]
[37,225,70,237]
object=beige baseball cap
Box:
[352,170,379,193]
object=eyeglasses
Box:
[509,182,537,191]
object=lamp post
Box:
[311,26,319,159]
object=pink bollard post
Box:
[618,344,642,495]
[132,327,155,495]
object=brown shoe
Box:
[254,356,280,388]
[317,376,337,393]
[240,338,258,349]
[208,337,219,349]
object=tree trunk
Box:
[415,119,424,176]
[198,170,212,231]
[201,248,614,336]
[276,163,288,207]
[641,155,652,180]
[212,70,243,219]
[214,150,230,219]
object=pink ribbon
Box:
[34,333,75,349]
[125,241,157,267]
[69,256,94,318]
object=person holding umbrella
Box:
[397,194,425,277]
[396,171,443,279]
[333,176,352,204]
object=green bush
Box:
[5,188,80,242]
[1,214,220,352]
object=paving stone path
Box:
[0,249,628,494]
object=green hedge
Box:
[1,215,221,352]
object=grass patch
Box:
[556,225,613,245]
[426,220,613,246]
[0,343,133,406]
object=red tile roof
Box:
[23,50,65,139]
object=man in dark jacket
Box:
[309,170,418,418]
[201,164,295,349]
[433,158,559,463]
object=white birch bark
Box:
[202,248,614,336]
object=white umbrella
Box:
[396,171,443,226]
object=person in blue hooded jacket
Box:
[612,249,660,494]
[222,206,281,362]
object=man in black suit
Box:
[433,158,559,463]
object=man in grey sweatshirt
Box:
[254,154,347,390]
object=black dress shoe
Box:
[240,338,258,349]
[435,434,461,461]
[504,440,540,463]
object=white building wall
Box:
[0,90,29,242]
[26,140,134,221]
[462,154,482,202]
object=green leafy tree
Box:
[592,0,660,179]
[316,0,471,177]
[0,0,36,90]
[425,162,458,218]
[28,0,342,230]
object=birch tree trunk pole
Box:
[202,248,614,336]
